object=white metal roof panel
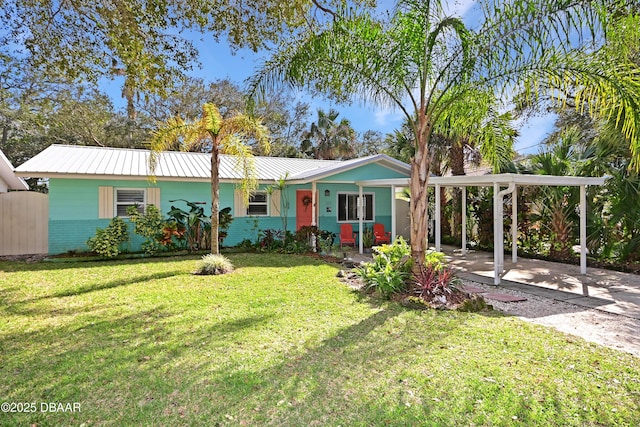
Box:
[14,144,361,182]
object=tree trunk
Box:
[210,143,220,255]
[409,116,431,273]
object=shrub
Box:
[258,229,284,252]
[373,237,414,272]
[356,237,413,298]
[356,238,451,299]
[127,205,165,254]
[87,217,129,257]
[356,253,410,297]
[424,250,447,271]
[236,239,256,251]
[294,226,334,252]
[194,254,234,275]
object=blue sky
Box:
[102,0,554,155]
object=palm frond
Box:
[202,103,223,135]
[220,113,271,155]
[225,135,259,206]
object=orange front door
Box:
[296,190,314,230]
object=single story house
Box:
[15,144,411,254]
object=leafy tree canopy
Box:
[0,0,373,111]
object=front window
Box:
[115,188,145,217]
[247,192,269,216]
[338,193,373,222]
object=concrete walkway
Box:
[440,245,640,320]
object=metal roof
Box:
[0,149,29,191]
[15,144,409,183]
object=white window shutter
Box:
[147,187,161,208]
[98,186,114,218]
[234,189,246,217]
[270,190,281,217]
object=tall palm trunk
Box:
[410,116,432,273]
[210,141,220,255]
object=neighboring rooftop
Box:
[14,144,409,183]
[0,149,29,192]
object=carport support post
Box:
[493,182,501,285]
[435,183,441,252]
[580,185,587,275]
[391,184,397,241]
[461,186,467,256]
[512,185,518,263]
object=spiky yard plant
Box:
[194,253,234,275]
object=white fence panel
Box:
[0,192,48,256]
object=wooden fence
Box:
[0,192,48,256]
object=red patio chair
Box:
[373,223,391,245]
[339,223,357,248]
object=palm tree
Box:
[250,0,640,272]
[301,108,357,159]
[150,103,269,254]
[527,131,589,259]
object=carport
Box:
[355,174,606,292]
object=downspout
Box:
[494,181,516,285]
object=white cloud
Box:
[373,107,404,129]
[443,0,477,17]
[514,113,557,155]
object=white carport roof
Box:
[356,173,606,187]
[355,173,607,289]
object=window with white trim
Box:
[247,191,269,216]
[337,193,374,222]
[115,188,146,217]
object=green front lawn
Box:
[1,254,638,426]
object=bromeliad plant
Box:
[411,264,461,305]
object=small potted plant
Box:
[362,226,374,253]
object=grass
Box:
[1,253,639,426]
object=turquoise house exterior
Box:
[16,145,411,255]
